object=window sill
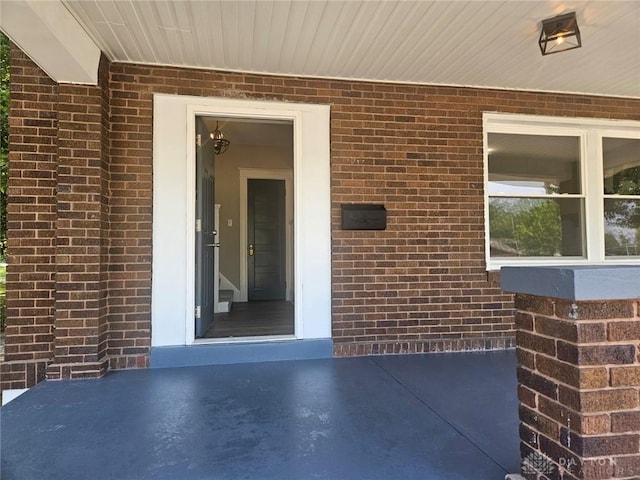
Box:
[486,257,640,272]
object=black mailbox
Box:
[341,204,387,230]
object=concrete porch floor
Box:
[1,350,519,480]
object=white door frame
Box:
[239,168,293,304]
[152,94,331,347]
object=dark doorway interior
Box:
[203,300,294,338]
[194,118,294,340]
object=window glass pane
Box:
[604,199,640,256]
[489,197,584,257]
[603,138,640,195]
[488,133,581,195]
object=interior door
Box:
[248,179,286,301]
[195,117,216,337]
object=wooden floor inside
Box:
[202,300,294,338]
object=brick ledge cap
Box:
[501,265,640,301]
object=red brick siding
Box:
[104,67,152,370]
[46,79,108,380]
[2,49,114,389]
[515,295,640,480]
[98,55,111,371]
[1,44,57,389]
[107,63,640,357]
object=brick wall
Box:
[515,294,640,479]
[2,47,119,390]
[46,78,108,380]
[1,44,57,390]
[4,44,640,390]
[106,63,639,357]
[104,67,152,370]
[98,54,111,372]
[106,64,640,355]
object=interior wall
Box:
[214,144,293,289]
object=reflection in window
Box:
[605,200,640,256]
[603,138,639,257]
[488,133,581,195]
[489,198,584,257]
[487,133,585,259]
[603,138,640,195]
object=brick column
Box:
[45,80,109,380]
[2,47,113,391]
[0,44,58,391]
[502,267,640,480]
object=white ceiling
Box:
[61,1,640,98]
[202,117,293,147]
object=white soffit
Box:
[0,0,100,84]
[62,0,640,98]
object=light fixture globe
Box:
[539,11,582,56]
[210,122,230,155]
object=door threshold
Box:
[193,334,297,345]
[150,338,333,368]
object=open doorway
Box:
[151,94,331,352]
[194,116,294,340]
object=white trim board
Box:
[152,95,331,347]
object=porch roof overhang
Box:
[1,1,639,98]
[0,0,101,85]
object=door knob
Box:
[249,244,254,256]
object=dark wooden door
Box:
[195,117,216,337]
[248,179,286,301]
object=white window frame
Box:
[483,113,640,271]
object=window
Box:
[484,113,640,270]
[603,137,640,257]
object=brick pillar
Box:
[0,44,57,391]
[45,81,108,380]
[503,267,640,480]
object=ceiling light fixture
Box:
[210,122,230,155]
[539,12,581,56]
